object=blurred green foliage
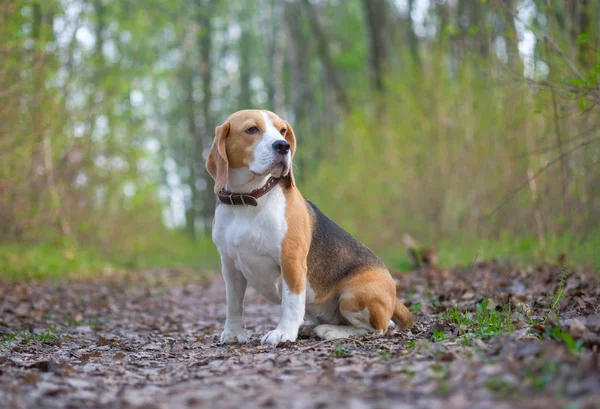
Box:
[0,0,599,278]
[0,232,219,281]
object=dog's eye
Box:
[246,126,259,135]
[279,128,287,135]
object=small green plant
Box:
[403,368,416,378]
[485,376,518,396]
[449,309,464,325]
[547,267,569,321]
[448,300,516,340]
[433,330,446,342]
[0,332,17,345]
[432,363,449,377]
[378,349,391,359]
[409,302,421,313]
[67,315,80,327]
[524,361,559,391]
[546,326,584,357]
[335,346,345,357]
[35,326,59,343]
[1,327,60,345]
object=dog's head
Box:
[206,110,296,192]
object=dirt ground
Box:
[1,261,600,409]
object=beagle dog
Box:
[206,109,413,345]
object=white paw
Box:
[220,326,248,344]
[261,329,297,345]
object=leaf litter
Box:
[0,262,599,409]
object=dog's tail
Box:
[392,298,414,329]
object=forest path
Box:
[1,263,599,409]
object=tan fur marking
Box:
[337,267,413,331]
[207,110,288,191]
[225,111,269,169]
[281,186,311,294]
[206,122,230,192]
[281,120,296,187]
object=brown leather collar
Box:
[217,177,281,207]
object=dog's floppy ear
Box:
[206,121,230,193]
[284,120,296,187]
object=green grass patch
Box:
[0,231,220,281]
[1,326,61,346]
[485,375,519,397]
[441,299,516,341]
[110,231,220,271]
[334,345,346,358]
[545,326,584,357]
[3,229,597,282]
[433,330,447,342]
[384,231,600,272]
[0,243,111,281]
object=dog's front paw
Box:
[220,326,248,344]
[261,329,297,345]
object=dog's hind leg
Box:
[312,267,412,341]
[312,298,386,340]
[312,324,371,340]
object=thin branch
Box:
[542,34,586,83]
[510,127,599,158]
[43,135,73,239]
[496,0,600,104]
[470,250,480,273]
[299,337,365,351]
[485,136,600,219]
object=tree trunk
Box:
[181,64,198,240]
[238,18,253,110]
[407,0,419,63]
[300,0,350,113]
[196,0,217,232]
[33,2,73,239]
[284,1,312,122]
[362,0,388,92]
[456,0,468,61]
[565,0,593,69]
[502,0,524,75]
[471,1,489,58]
[261,0,285,114]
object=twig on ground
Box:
[470,251,480,273]
[299,337,365,351]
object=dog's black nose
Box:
[272,140,290,155]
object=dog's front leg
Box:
[220,258,249,344]
[261,260,306,345]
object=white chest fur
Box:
[212,186,287,303]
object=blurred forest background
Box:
[1,0,599,278]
